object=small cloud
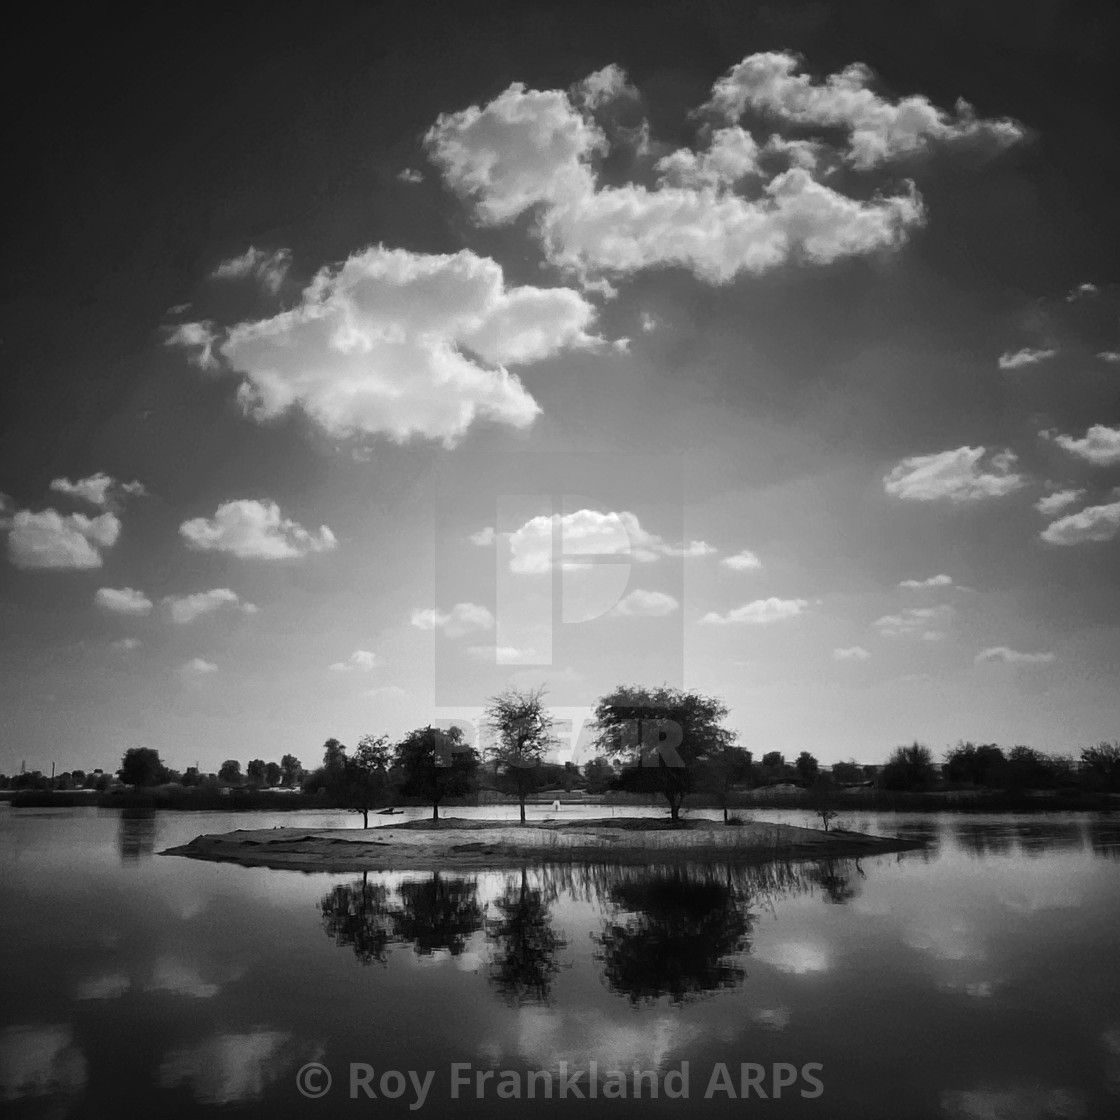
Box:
[180,500,337,560]
[998,347,1057,370]
[469,526,496,546]
[611,336,631,353]
[365,685,407,700]
[164,589,256,624]
[1035,488,1085,516]
[975,646,1055,665]
[466,644,534,661]
[1097,350,1120,364]
[211,246,291,294]
[410,602,494,638]
[701,597,809,625]
[573,63,639,109]
[49,473,146,509]
[6,509,121,570]
[1066,282,1099,301]
[397,168,424,184]
[164,321,220,370]
[1040,499,1120,545]
[328,650,383,672]
[181,658,218,675]
[608,589,679,617]
[95,587,153,616]
[899,574,952,589]
[1044,423,1120,466]
[639,312,658,332]
[112,637,142,651]
[721,549,763,571]
[833,646,870,661]
[874,605,953,637]
[884,446,1024,503]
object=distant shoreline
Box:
[160,817,928,872]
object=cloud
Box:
[328,649,383,672]
[213,246,599,446]
[1098,350,1120,364]
[397,168,424,184]
[469,526,496,546]
[998,347,1057,370]
[211,246,291,294]
[721,549,763,571]
[574,63,639,110]
[940,1086,1085,1120]
[700,597,809,625]
[165,320,220,369]
[466,644,534,661]
[608,589,680,617]
[112,637,142,651]
[975,647,1055,665]
[1066,282,1099,301]
[75,971,131,1000]
[704,52,1024,169]
[95,587,153,616]
[874,604,953,637]
[0,1024,87,1102]
[883,446,1024,503]
[179,500,337,559]
[1035,488,1085,516]
[425,63,940,286]
[410,602,494,638]
[1045,424,1120,466]
[157,1030,295,1105]
[834,646,870,661]
[1040,499,1120,545]
[164,588,257,624]
[6,509,121,569]
[182,658,218,675]
[899,574,953,589]
[507,509,705,573]
[49,472,146,508]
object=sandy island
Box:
[160,817,926,872]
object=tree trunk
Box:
[432,802,439,821]
[519,798,526,823]
[723,806,728,823]
[362,808,369,829]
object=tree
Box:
[943,742,1006,787]
[831,759,862,785]
[344,734,392,828]
[696,744,752,822]
[795,751,820,786]
[280,754,303,787]
[1081,741,1120,791]
[880,742,937,791]
[393,726,478,820]
[264,761,282,787]
[118,747,167,787]
[246,759,266,786]
[484,686,557,822]
[582,756,615,794]
[322,738,347,773]
[218,759,242,785]
[761,751,785,770]
[593,685,735,823]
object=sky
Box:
[2,1,1119,775]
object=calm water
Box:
[2,806,1119,1118]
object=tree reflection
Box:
[594,868,753,1004]
[392,874,483,957]
[486,868,568,1005]
[806,858,864,905]
[320,872,394,965]
[117,809,157,863]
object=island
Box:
[160,816,926,872]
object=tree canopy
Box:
[393,725,478,819]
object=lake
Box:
[2,806,1119,1118]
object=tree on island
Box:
[218,759,243,785]
[393,725,478,820]
[483,686,558,822]
[1081,741,1120,791]
[118,747,167,787]
[795,751,820,786]
[246,759,266,786]
[696,743,753,822]
[343,734,392,828]
[264,760,282,787]
[280,753,303,787]
[880,742,937,791]
[593,685,736,823]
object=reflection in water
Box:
[157,1029,294,1105]
[117,809,157,863]
[320,873,393,965]
[487,869,568,1006]
[594,868,753,1005]
[1012,820,1084,856]
[0,1023,87,1103]
[806,858,865,904]
[1087,818,1120,859]
[954,822,1017,858]
[892,821,942,862]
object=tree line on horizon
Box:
[4,683,1119,817]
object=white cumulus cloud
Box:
[998,347,1057,370]
[329,650,383,672]
[49,472,146,508]
[722,549,763,571]
[164,589,257,624]
[179,500,337,560]
[213,246,599,446]
[1040,499,1120,545]
[883,446,1024,502]
[899,574,953,589]
[1045,423,1120,466]
[211,246,291,293]
[834,646,870,661]
[95,587,153,616]
[410,602,495,638]
[6,509,121,570]
[874,605,953,637]
[700,597,809,625]
[975,647,1055,665]
[608,589,680,617]
[182,658,218,675]
[1035,488,1085,516]
[165,321,220,370]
